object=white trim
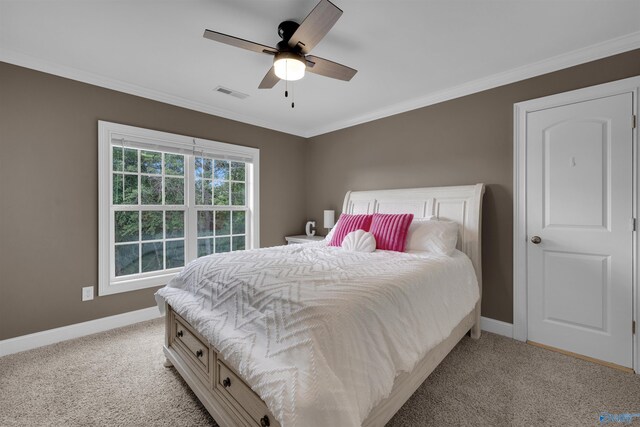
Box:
[513,75,640,374]
[480,316,514,338]
[0,307,162,357]
[98,121,260,296]
[303,31,640,137]
[2,32,639,138]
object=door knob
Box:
[531,236,541,244]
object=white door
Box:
[526,93,634,368]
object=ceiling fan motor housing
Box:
[277,20,300,43]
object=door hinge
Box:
[632,218,637,231]
[634,115,637,129]
[633,320,636,335]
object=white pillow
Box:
[341,229,376,252]
[406,218,458,255]
[324,216,340,242]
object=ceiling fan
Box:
[202,0,357,91]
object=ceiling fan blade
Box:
[305,55,357,81]
[203,29,278,55]
[258,67,280,89]
[287,0,342,54]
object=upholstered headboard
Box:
[342,184,485,289]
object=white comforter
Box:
[156,242,479,427]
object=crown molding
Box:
[302,30,640,138]
[2,31,640,139]
[0,47,309,137]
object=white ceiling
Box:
[1,1,639,137]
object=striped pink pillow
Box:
[369,213,414,252]
[329,214,373,247]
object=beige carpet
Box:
[1,319,638,427]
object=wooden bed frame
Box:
[163,184,485,427]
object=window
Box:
[99,121,259,296]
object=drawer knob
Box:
[222,377,231,388]
[177,330,184,338]
[260,415,270,427]
[196,349,203,358]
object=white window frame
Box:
[98,121,260,296]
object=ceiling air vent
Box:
[214,86,249,100]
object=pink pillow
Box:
[369,213,414,252]
[329,214,373,246]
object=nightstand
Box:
[285,235,325,245]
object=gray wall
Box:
[0,62,307,340]
[306,49,640,324]
[1,49,639,340]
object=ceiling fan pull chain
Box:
[291,81,295,108]
[285,67,288,97]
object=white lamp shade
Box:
[323,210,335,229]
[274,57,305,81]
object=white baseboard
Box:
[0,306,162,357]
[0,310,513,357]
[480,316,514,338]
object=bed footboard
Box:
[164,303,279,427]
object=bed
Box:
[156,184,485,427]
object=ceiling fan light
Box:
[274,55,306,81]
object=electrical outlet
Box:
[82,286,94,301]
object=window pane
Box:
[195,158,213,179]
[216,237,231,253]
[141,176,162,204]
[124,175,138,204]
[195,179,202,204]
[214,160,229,180]
[113,174,123,204]
[165,211,184,238]
[112,147,123,172]
[165,154,184,176]
[195,179,212,205]
[232,235,245,251]
[231,182,245,206]
[230,162,245,181]
[204,158,213,179]
[141,211,163,241]
[115,211,139,242]
[141,242,163,272]
[166,240,185,269]
[205,181,213,204]
[198,238,214,257]
[165,177,184,205]
[215,211,230,236]
[213,181,229,205]
[141,150,162,174]
[195,157,203,178]
[124,148,138,172]
[198,211,214,237]
[114,175,137,205]
[232,211,245,235]
[115,244,139,276]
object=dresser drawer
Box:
[172,314,210,375]
[216,360,279,427]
